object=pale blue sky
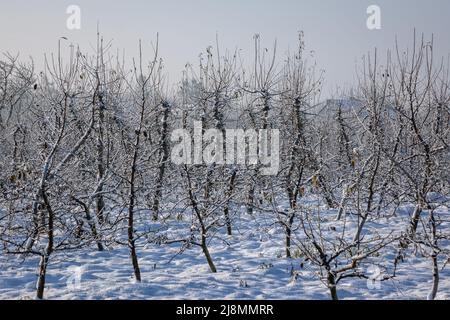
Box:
[1,0,450,95]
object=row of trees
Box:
[0,31,449,300]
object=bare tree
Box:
[124,37,162,282]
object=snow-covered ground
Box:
[0,201,449,300]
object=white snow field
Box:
[0,198,449,300]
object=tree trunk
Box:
[336,184,352,221]
[285,211,295,258]
[152,101,170,220]
[246,184,255,215]
[128,146,142,282]
[95,103,105,225]
[428,210,439,300]
[127,109,144,282]
[327,271,339,300]
[428,253,439,300]
[185,166,218,273]
[335,193,348,221]
[72,197,104,251]
[408,203,422,238]
[201,234,217,273]
[36,254,50,299]
[353,212,368,244]
[36,191,54,299]
[223,169,237,236]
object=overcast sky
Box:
[1,0,450,96]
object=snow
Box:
[0,201,449,300]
